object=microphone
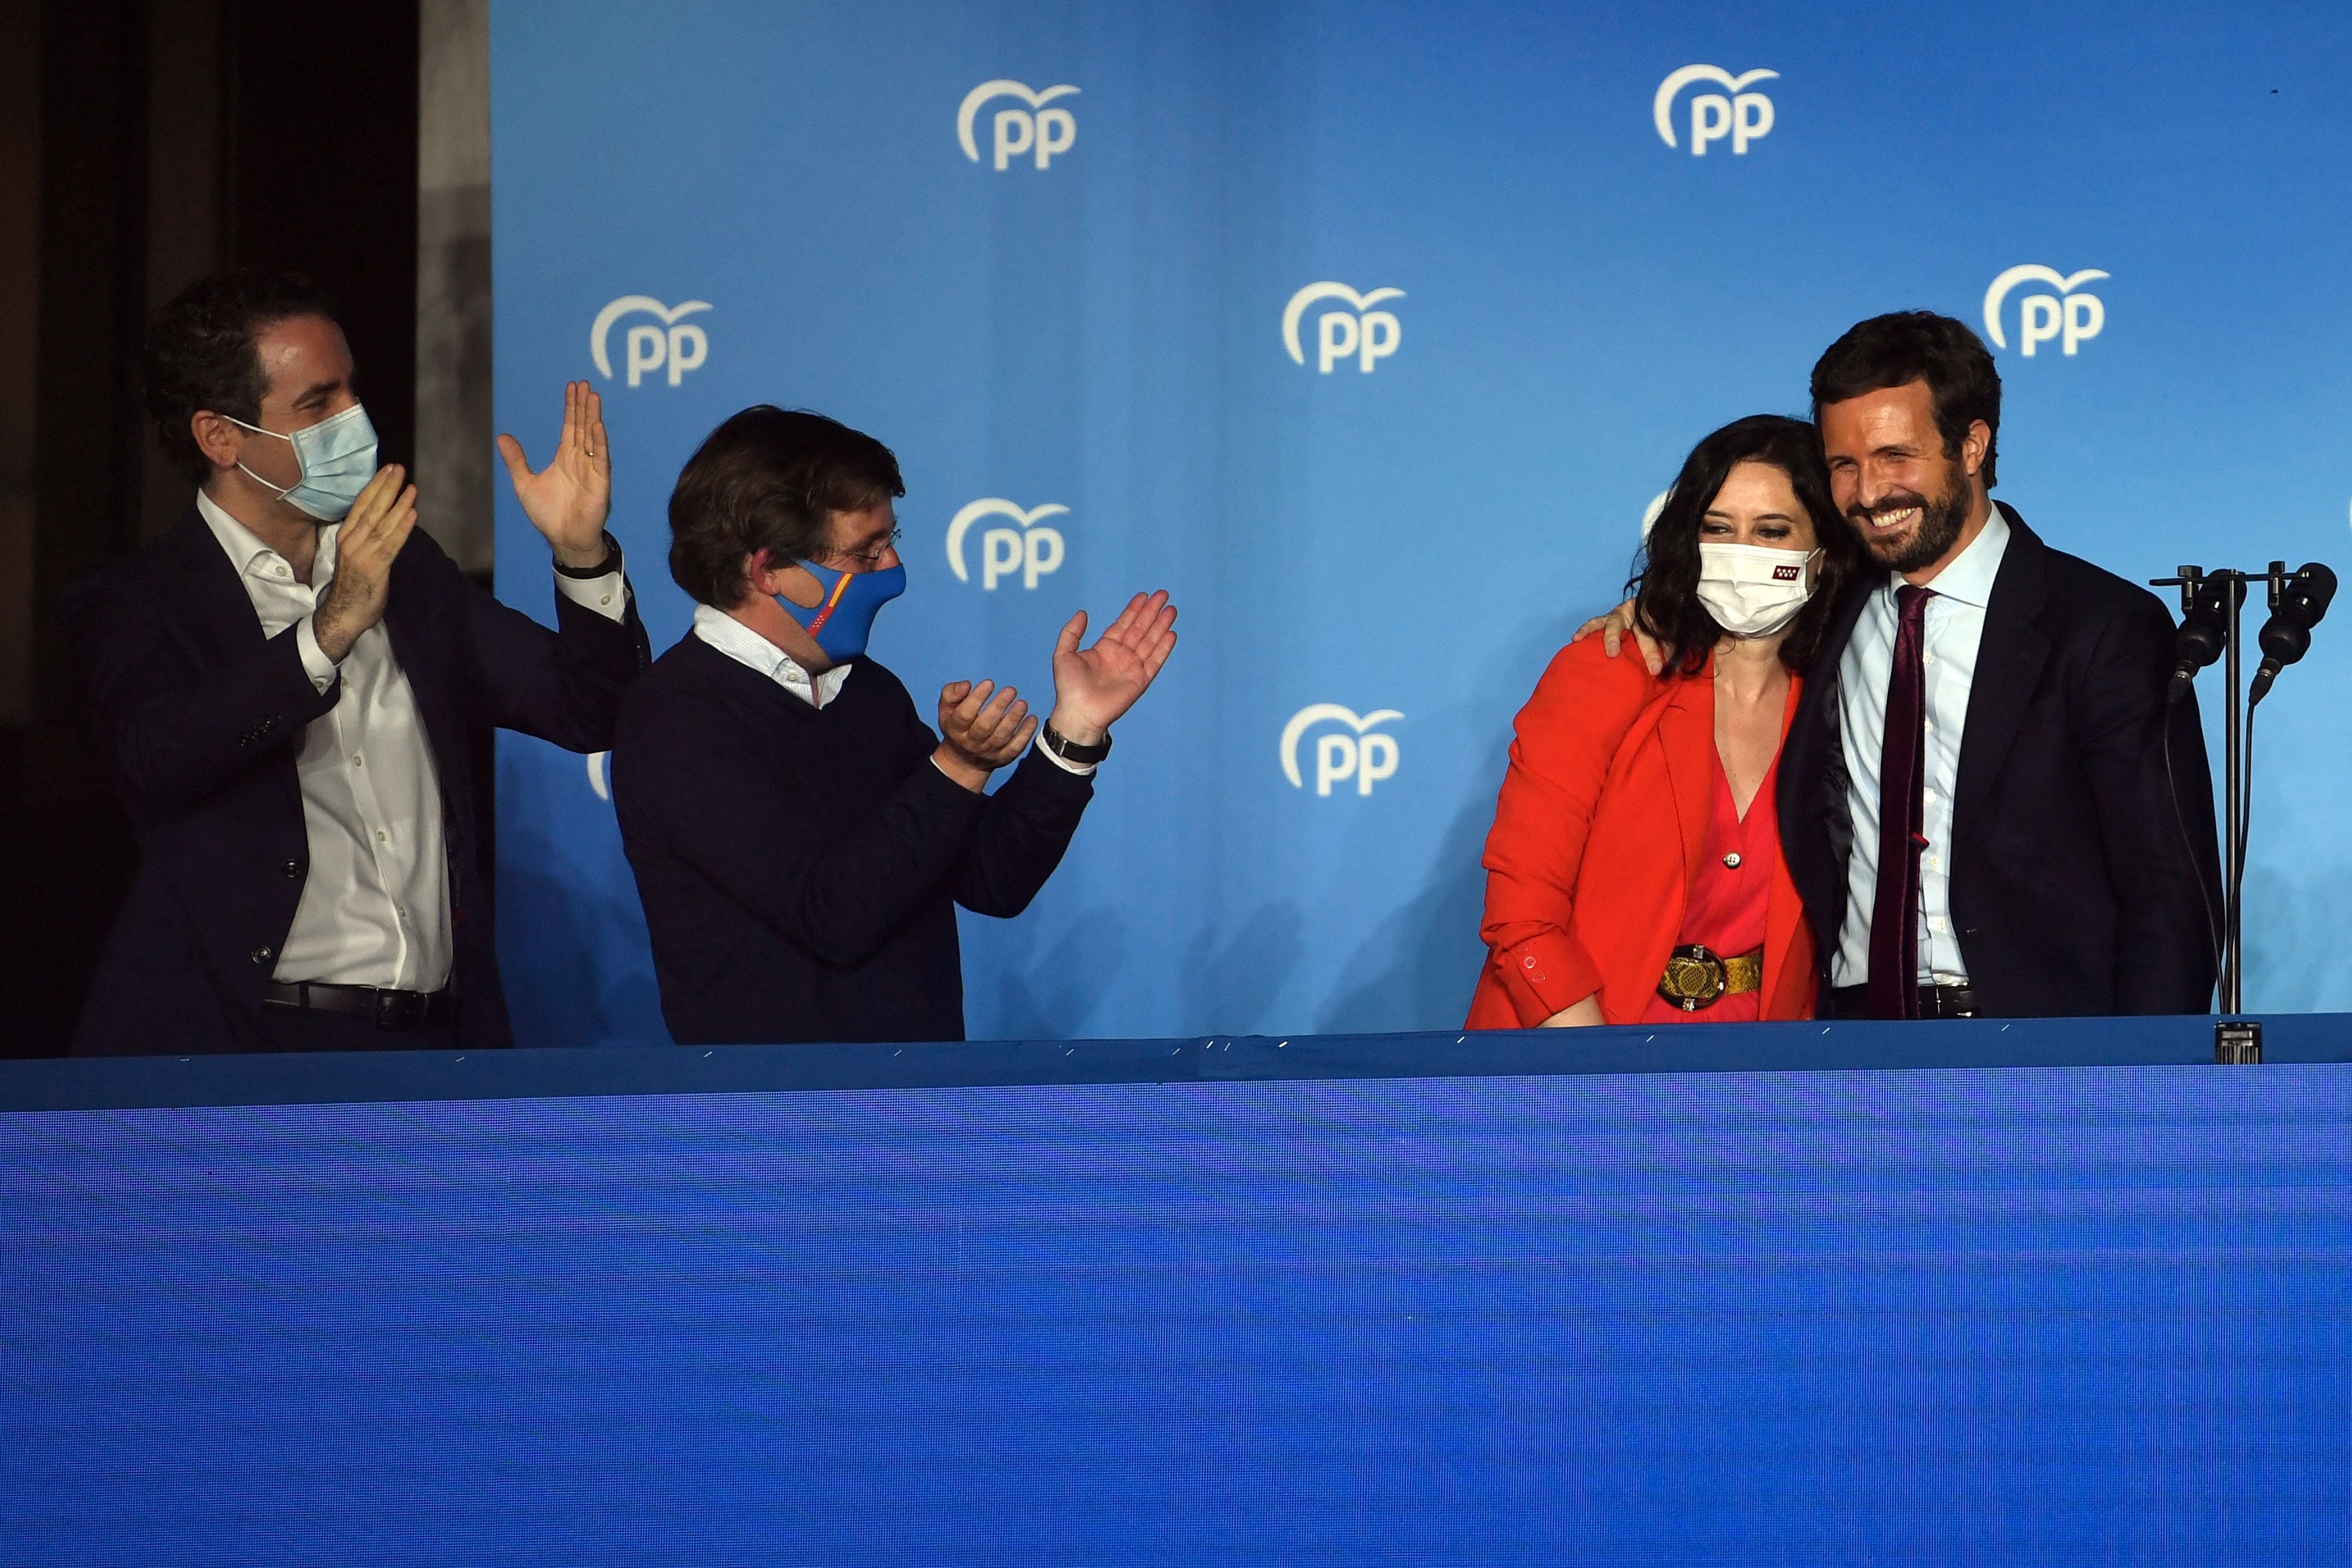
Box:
[2168,574,2230,703]
[2248,563,2337,707]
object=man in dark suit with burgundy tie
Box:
[1775,312,2221,1019]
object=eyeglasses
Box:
[822,527,902,570]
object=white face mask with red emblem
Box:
[1695,542,1821,639]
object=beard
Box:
[1850,473,1971,575]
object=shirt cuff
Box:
[554,568,629,623]
[1034,740,1097,777]
[929,754,989,791]
[294,614,340,692]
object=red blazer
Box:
[1466,637,1816,1028]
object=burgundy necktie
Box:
[1868,584,1935,1021]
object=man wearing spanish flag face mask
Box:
[610,405,1179,1046]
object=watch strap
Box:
[553,531,623,579]
[1041,722,1111,765]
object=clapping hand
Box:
[1046,590,1179,746]
[933,679,1037,792]
[496,380,611,568]
[314,464,418,662]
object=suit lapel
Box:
[380,555,449,732]
[161,506,275,663]
[1655,664,1716,890]
[160,505,308,820]
[1763,671,1808,998]
[1818,577,1875,678]
[1801,580,1872,778]
[380,552,468,840]
[1953,506,2051,840]
[1778,578,1871,940]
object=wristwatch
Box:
[1040,721,1111,766]
[553,531,623,579]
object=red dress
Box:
[1638,753,1780,1025]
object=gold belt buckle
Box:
[1658,945,1729,1012]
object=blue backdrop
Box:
[488,1,2352,1045]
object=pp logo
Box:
[1654,65,1778,156]
[1642,489,1671,539]
[1983,265,2108,358]
[590,296,710,388]
[1281,704,1403,798]
[947,499,1068,591]
[958,80,1078,170]
[1282,283,1405,374]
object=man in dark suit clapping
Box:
[65,269,651,1054]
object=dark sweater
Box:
[611,634,1094,1044]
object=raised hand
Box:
[496,380,611,566]
[933,678,1037,792]
[314,464,417,662]
[1046,590,1179,746]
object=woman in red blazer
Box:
[1468,415,1865,1028]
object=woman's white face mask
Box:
[1695,541,1822,639]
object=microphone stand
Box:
[2150,562,2288,1063]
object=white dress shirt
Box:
[1830,504,2012,988]
[690,602,1096,774]
[198,489,627,990]
[692,602,854,708]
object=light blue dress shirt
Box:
[1830,504,2012,988]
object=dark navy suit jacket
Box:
[63,505,651,1054]
[1776,504,2223,1017]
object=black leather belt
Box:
[263,980,459,1031]
[1828,984,1978,1020]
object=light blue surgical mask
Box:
[225,402,380,522]
[777,559,907,662]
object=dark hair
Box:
[145,269,337,485]
[1630,414,1863,676]
[668,406,906,609]
[1810,310,2003,487]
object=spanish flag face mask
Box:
[776,558,908,662]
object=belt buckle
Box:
[1923,987,1976,1021]
[372,989,426,1030]
[1658,946,1728,1012]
